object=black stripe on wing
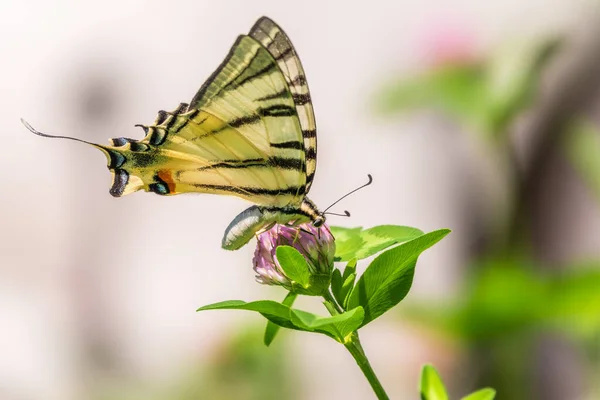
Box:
[255,90,311,106]
[302,129,316,138]
[270,141,304,150]
[196,156,304,171]
[192,184,306,197]
[191,105,298,139]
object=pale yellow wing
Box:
[29,23,315,209]
[248,17,317,191]
[102,102,306,207]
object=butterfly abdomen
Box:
[222,198,323,250]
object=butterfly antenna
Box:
[324,210,351,217]
[21,118,93,145]
[321,174,373,215]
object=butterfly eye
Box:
[313,216,325,227]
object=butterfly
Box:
[24,16,325,251]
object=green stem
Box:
[321,292,389,399]
[345,333,390,400]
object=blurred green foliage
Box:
[194,326,297,400]
[377,38,560,138]
[565,119,600,203]
[377,28,600,399]
[404,260,600,399]
[97,326,297,400]
[403,259,600,342]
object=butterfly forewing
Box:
[249,17,317,192]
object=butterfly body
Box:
[26,16,322,250]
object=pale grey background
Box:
[0,1,595,399]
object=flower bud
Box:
[252,223,335,295]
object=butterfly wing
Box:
[83,19,315,209]
[248,17,318,192]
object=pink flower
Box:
[252,223,335,293]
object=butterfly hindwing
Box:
[25,17,321,250]
[93,23,313,208]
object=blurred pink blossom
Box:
[419,19,478,66]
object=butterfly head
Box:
[299,201,343,227]
[299,197,324,226]
[312,214,325,227]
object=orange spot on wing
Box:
[157,170,177,194]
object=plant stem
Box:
[344,333,390,400]
[320,292,389,399]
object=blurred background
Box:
[2,0,599,399]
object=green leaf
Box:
[198,299,364,342]
[331,268,344,305]
[264,292,297,347]
[322,299,339,316]
[331,225,424,261]
[347,229,450,327]
[341,273,357,309]
[341,259,358,308]
[342,258,357,281]
[461,388,496,400]
[276,246,310,288]
[332,259,358,307]
[565,119,600,204]
[420,364,449,400]
[290,306,364,342]
[331,227,365,261]
[197,300,298,330]
[358,225,424,259]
